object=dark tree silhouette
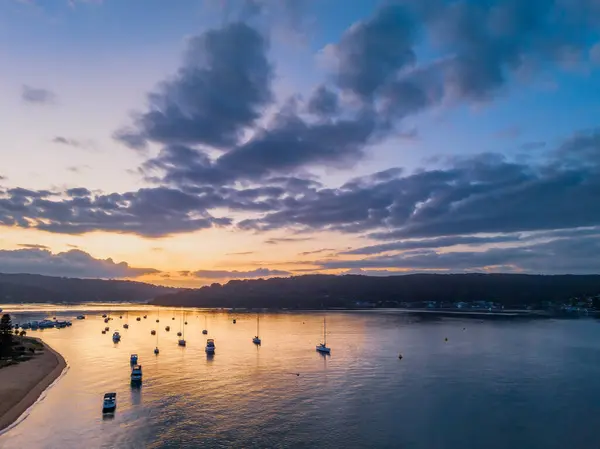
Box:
[0,314,13,357]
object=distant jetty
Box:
[0,338,67,433]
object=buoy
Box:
[398,353,403,359]
[444,337,448,342]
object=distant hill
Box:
[151,274,600,309]
[0,272,177,304]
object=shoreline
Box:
[0,338,67,433]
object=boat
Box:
[252,314,261,345]
[151,330,156,335]
[101,330,106,334]
[112,331,121,343]
[77,315,85,320]
[316,316,331,354]
[123,323,129,329]
[130,354,138,365]
[205,338,215,354]
[178,309,186,346]
[154,347,159,355]
[165,326,170,331]
[105,326,109,331]
[130,365,142,383]
[143,315,147,319]
[233,319,236,324]
[104,318,109,323]
[136,317,141,321]
[102,392,117,413]
[119,315,122,319]
[202,329,208,335]
[102,314,107,318]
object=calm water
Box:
[1,305,599,448]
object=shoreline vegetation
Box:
[151,273,600,312]
[0,337,66,433]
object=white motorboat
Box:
[315,316,331,354]
[130,354,138,365]
[205,338,215,354]
[102,392,116,413]
[112,331,121,343]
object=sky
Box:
[1,0,600,287]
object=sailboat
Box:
[252,314,261,345]
[202,315,208,335]
[178,308,186,346]
[316,316,331,354]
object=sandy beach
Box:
[0,338,66,433]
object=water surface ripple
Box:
[0,306,598,448]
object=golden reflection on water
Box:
[1,305,598,449]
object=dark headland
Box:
[0,273,175,304]
[151,273,600,314]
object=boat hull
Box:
[316,345,331,354]
[102,405,116,413]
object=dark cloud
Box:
[0,186,231,238]
[330,4,417,99]
[17,243,50,250]
[239,128,600,238]
[114,22,272,150]
[306,85,339,117]
[265,237,312,245]
[178,270,191,277]
[316,235,600,275]
[299,248,336,256]
[193,268,290,279]
[343,235,523,255]
[21,85,56,104]
[52,136,81,147]
[0,248,158,278]
[326,0,598,111]
[144,106,381,186]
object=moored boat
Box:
[130,364,142,383]
[102,392,117,413]
[315,316,331,354]
[205,338,215,354]
[112,331,121,343]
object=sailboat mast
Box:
[257,314,260,337]
[324,316,327,346]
